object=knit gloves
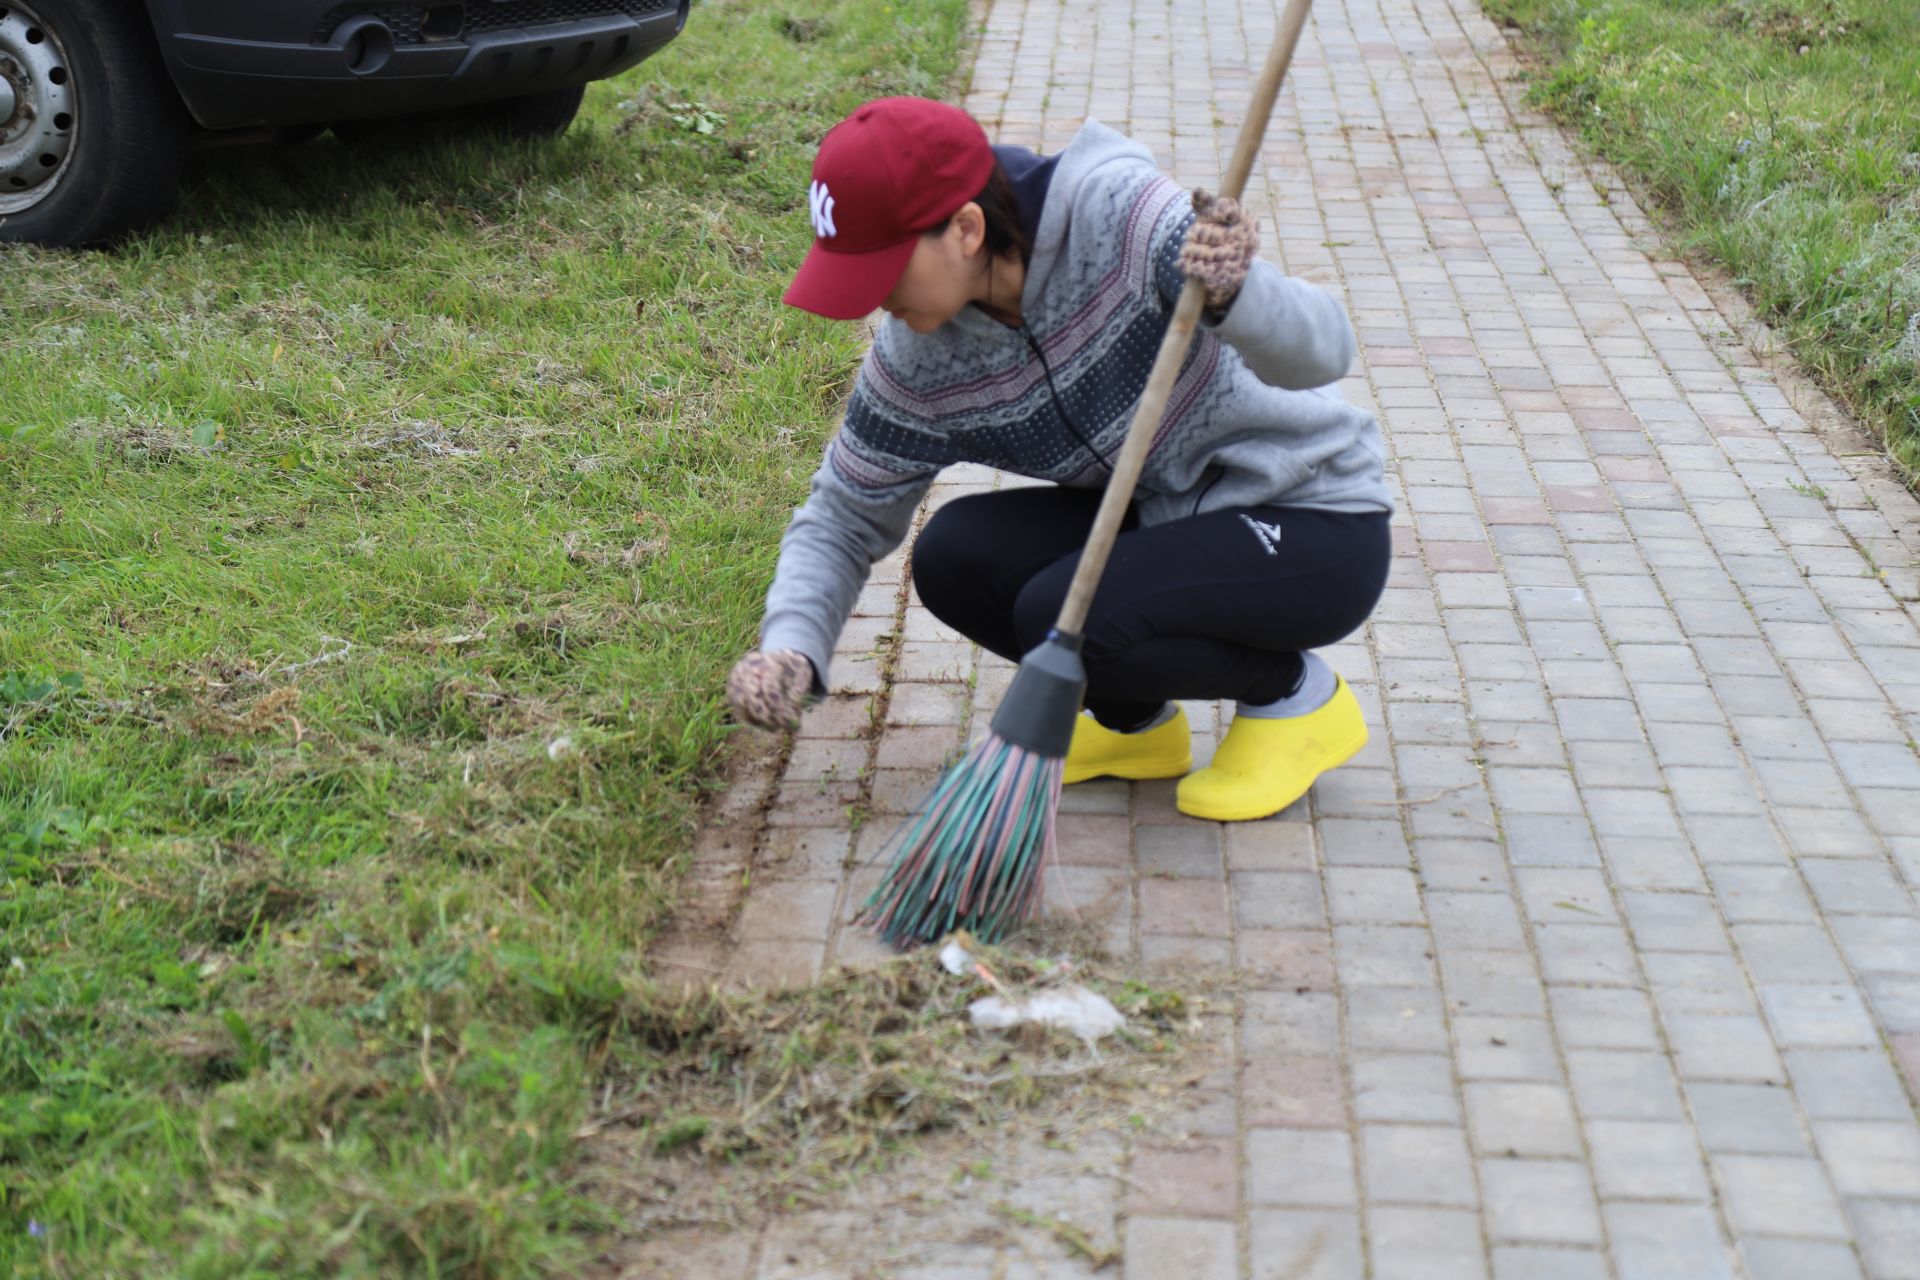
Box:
[1178,190,1260,315]
[727,649,816,729]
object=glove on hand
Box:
[1178,189,1260,314]
[727,649,816,729]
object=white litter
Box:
[939,940,973,976]
[968,985,1127,1045]
[546,736,574,761]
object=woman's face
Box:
[881,204,985,334]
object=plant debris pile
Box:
[576,939,1203,1228]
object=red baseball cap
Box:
[783,97,996,321]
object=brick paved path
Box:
[647,0,1920,1274]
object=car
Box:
[0,0,690,247]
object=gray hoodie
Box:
[760,120,1393,688]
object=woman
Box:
[726,97,1392,822]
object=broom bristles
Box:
[856,731,1064,949]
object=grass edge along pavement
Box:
[0,0,1157,1273]
[1480,0,1920,480]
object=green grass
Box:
[0,0,970,1273]
[1483,0,1920,474]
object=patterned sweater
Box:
[761,120,1393,688]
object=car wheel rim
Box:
[0,2,77,214]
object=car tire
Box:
[0,0,188,247]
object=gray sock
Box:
[1236,653,1337,720]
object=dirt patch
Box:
[1722,0,1857,47]
[573,941,1221,1254]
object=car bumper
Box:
[151,1,688,130]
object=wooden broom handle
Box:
[1054,0,1315,636]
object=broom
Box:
[857,0,1318,949]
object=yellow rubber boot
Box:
[1176,677,1368,821]
[1062,705,1193,785]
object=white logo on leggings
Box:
[1240,514,1284,556]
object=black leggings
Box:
[911,487,1392,731]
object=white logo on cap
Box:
[809,180,837,239]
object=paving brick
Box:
[1353,1052,1462,1125]
[1785,1048,1918,1120]
[1829,914,1920,973]
[736,880,841,942]
[1866,975,1920,1033]
[1128,1140,1238,1219]
[1732,923,1853,985]
[1713,1155,1851,1239]
[1317,817,1414,866]
[1759,983,1881,1048]
[1122,1217,1236,1280]
[1137,825,1226,882]
[1481,1158,1604,1245]
[1586,1121,1713,1201]
[1489,766,1585,815]
[1243,1054,1349,1129]
[1456,1016,1562,1081]
[1601,838,1711,894]
[1226,820,1318,871]
[1549,987,1660,1050]
[1685,812,1792,865]
[759,826,855,880]
[1619,891,1729,953]
[1799,857,1914,916]
[1237,928,1335,989]
[1139,878,1229,938]
[1368,1206,1488,1280]
[1602,1204,1735,1280]
[1502,814,1601,867]
[1687,1081,1812,1155]
[1490,1247,1610,1280]
[1247,1127,1358,1208]
[1326,866,1425,925]
[1244,991,1341,1058]
[766,778,865,828]
[1852,1199,1920,1280]
[1567,1050,1687,1121]
[1465,1082,1583,1160]
[1567,739,1666,790]
[1347,983,1450,1054]
[783,737,871,783]
[1362,1125,1479,1207]
[1667,1014,1787,1083]
[1708,865,1817,924]
[885,681,968,727]
[795,694,874,740]
[1739,1239,1865,1280]
[1810,1121,1920,1198]
[1139,934,1233,970]
[1427,891,1529,951]
[1414,838,1510,891]
[1233,871,1327,930]
[1247,1209,1363,1280]
[1334,924,1439,985]
[1534,924,1641,987]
